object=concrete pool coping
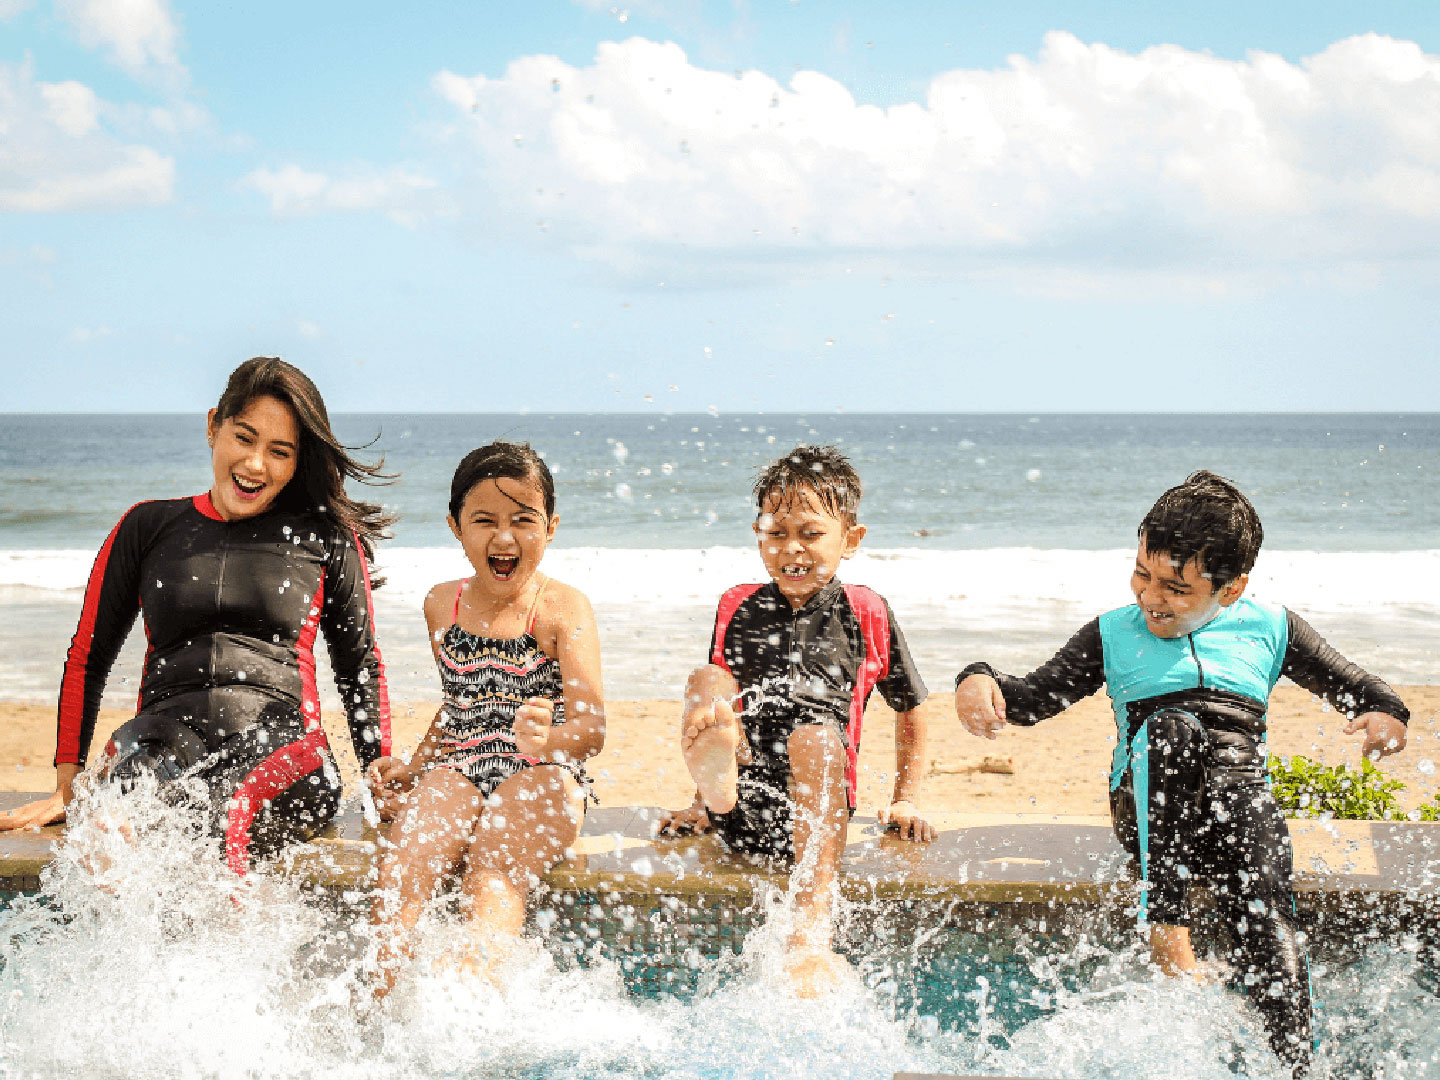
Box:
[3,791,1439,907]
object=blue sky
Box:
[2,0,1438,413]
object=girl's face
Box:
[206,394,300,521]
[448,476,557,598]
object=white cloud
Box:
[0,0,35,20]
[431,33,1440,271]
[54,0,184,80]
[241,163,440,226]
[70,325,115,343]
[296,319,321,340]
[0,59,174,211]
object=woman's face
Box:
[206,394,300,521]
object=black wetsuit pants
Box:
[100,688,341,874]
[1111,708,1312,1076]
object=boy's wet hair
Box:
[753,444,862,525]
[1139,470,1263,588]
[449,441,555,522]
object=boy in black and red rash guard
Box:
[660,445,931,994]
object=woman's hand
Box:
[955,673,1008,740]
[514,697,556,760]
[0,791,67,832]
[366,756,420,822]
[1346,711,1408,760]
[879,800,936,843]
[657,793,712,837]
[0,764,81,832]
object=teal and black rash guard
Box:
[960,597,1408,1077]
[57,492,391,871]
[959,597,1409,753]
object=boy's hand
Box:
[658,794,712,837]
[658,803,712,836]
[366,756,420,821]
[1345,711,1407,760]
[515,697,557,759]
[955,673,1008,739]
[879,800,936,842]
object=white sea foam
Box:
[3,546,1437,703]
[8,545,1440,613]
[3,788,1434,1079]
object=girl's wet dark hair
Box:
[1139,469,1263,588]
[753,444,862,525]
[449,441,555,522]
[213,357,396,570]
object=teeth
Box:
[233,476,263,494]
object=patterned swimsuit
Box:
[431,578,585,798]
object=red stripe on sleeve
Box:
[352,531,392,757]
[296,575,325,732]
[841,584,892,808]
[55,505,142,766]
[709,584,764,673]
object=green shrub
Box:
[1266,754,1407,821]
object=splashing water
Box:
[3,783,1439,1078]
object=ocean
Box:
[1,412,1436,709]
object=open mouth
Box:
[232,474,265,498]
[781,564,810,580]
[489,554,520,580]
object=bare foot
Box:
[784,943,856,998]
[681,697,742,815]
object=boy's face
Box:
[754,489,866,609]
[1131,543,1247,639]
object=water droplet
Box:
[1026,468,1042,483]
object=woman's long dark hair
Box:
[213,358,396,570]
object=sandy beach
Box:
[4,686,1437,818]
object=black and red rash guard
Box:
[57,492,391,769]
[709,578,927,806]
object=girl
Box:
[367,441,604,992]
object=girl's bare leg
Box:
[455,764,585,975]
[371,768,483,996]
[784,723,852,997]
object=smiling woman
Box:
[0,358,397,874]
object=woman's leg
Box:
[454,764,585,970]
[371,768,485,996]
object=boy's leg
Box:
[1205,768,1312,1077]
[680,664,745,814]
[371,768,483,996]
[783,722,852,995]
[1109,708,1211,969]
[456,764,585,970]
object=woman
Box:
[0,357,394,874]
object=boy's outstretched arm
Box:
[955,619,1106,738]
[879,708,935,842]
[1281,610,1409,759]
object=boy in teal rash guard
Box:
[954,471,1409,1077]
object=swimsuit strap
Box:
[453,578,469,623]
[525,576,548,635]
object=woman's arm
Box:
[1,506,149,832]
[365,584,461,820]
[320,530,392,768]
